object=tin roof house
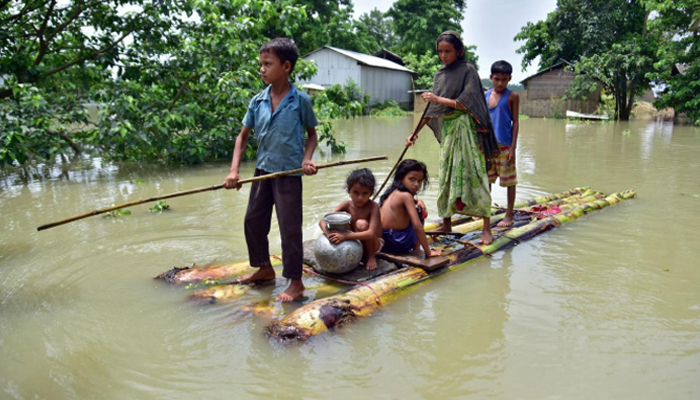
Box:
[520,61,601,118]
[298,46,416,108]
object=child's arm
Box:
[302,127,318,175]
[337,202,381,242]
[320,202,350,237]
[508,92,520,163]
[223,126,252,189]
[416,198,428,220]
[401,193,440,257]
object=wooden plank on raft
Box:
[375,251,449,272]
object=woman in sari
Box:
[407,31,500,244]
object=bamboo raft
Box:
[155,187,635,342]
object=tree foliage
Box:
[356,8,397,50]
[515,0,656,120]
[0,0,178,166]
[263,0,380,55]
[387,0,467,56]
[646,0,700,124]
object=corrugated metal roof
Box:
[305,46,416,74]
[519,59,575,84]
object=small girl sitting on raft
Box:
[379,159,442,257]
[319,168,383,270]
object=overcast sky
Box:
[352,0,557,83]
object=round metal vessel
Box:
[314,212,362,274]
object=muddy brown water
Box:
[1,116,699,399]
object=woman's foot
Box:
[497,214,514,227]
[479,228,493,245]
[431,218,452,232]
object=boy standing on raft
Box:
[223,38,318,302]
[407,31,500,244]
[485,61,520,227]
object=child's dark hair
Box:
[379,159,429,206]
[259,38,299,72]
[491,60,513,75]
[436,32,466,61]
[346,168,376,194]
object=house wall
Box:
[360,66,413,107]
[300,48,361,88]
[300,49,413,107]
[521,69,600,117]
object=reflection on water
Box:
[1,116,699,399]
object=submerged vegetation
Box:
[370,100,408,117]
[148,201,171,213]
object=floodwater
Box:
[1,116,699,399]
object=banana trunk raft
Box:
[154,187,635,342]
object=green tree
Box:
[515,0,656,120]
[691,2,700,31]
[357,8,397,50]
[0,0,178,166]
[646,0,700,124]
[263,0,379,55]
[387,0,467,56]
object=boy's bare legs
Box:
[497,185,516,227]
[480,217,493,245]
[238,263,276,283]
[277,279,305,302]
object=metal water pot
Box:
[313,212,363,274]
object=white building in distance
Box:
[298,46,416,108]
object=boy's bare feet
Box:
[276,279,304,302]
[237,264,275,284]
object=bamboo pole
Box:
[37,155,388,231]
[265,189,636,342]
[373,105,430,201]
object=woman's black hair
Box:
[346,168,376,193]
[378,159,429,206]
[436,32,466,61]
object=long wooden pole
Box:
[37,155,388,231]
[372,104,430,201]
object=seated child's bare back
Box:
[378,160,441,257]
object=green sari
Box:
[437,110,492,218]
